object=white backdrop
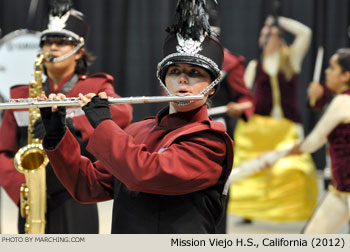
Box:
[0,29,40,100]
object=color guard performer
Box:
[292,48,350,233]
[228,15,318,222]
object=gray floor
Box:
[227,214,348,234]
[0,172,349,234]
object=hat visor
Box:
[158,55,219,82]
[40,29,81,41]
[40,33,81,47]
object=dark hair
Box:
[336,48,350,73]
[75,48,95,75]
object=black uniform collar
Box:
[156,105,209,128]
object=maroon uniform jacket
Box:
[0,73,133,204]
[45,105,234,233]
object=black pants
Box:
[216,189,229,234]
[18,192,98,234]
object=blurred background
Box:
[0,0,348,119]
[0,0,350,234]
[1,0,350,170]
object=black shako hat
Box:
[40,0,89,46]
[157,0,224,96]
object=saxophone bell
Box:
[14,143,49,173]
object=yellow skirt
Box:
[228,115,318,222]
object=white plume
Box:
[48,11,70,31]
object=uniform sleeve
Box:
[86,120,227,195]
[0,110,25,204]
[44,129,115,203]
[223,50,255,121]
[300,95,350,153]
[98,80,133,129]
[72,78,133,141]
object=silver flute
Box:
[0,95,204,110]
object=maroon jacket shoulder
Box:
[88,72,114,82]
[223,49,245,71]
[68,73,115,97]
[10,84,29,99]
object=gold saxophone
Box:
[14,53,49,234]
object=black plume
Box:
[171,0,213,41]
[49,0,73,17]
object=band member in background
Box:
[39,0,233,234]
[228,15,318,223]
[206,0,254,233]
[0,1,132,233]
[207,1,254,134]
[291,48,350,233]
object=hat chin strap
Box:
[199,74,222,96]
[158,72,223,107]
[50,42,84,63]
